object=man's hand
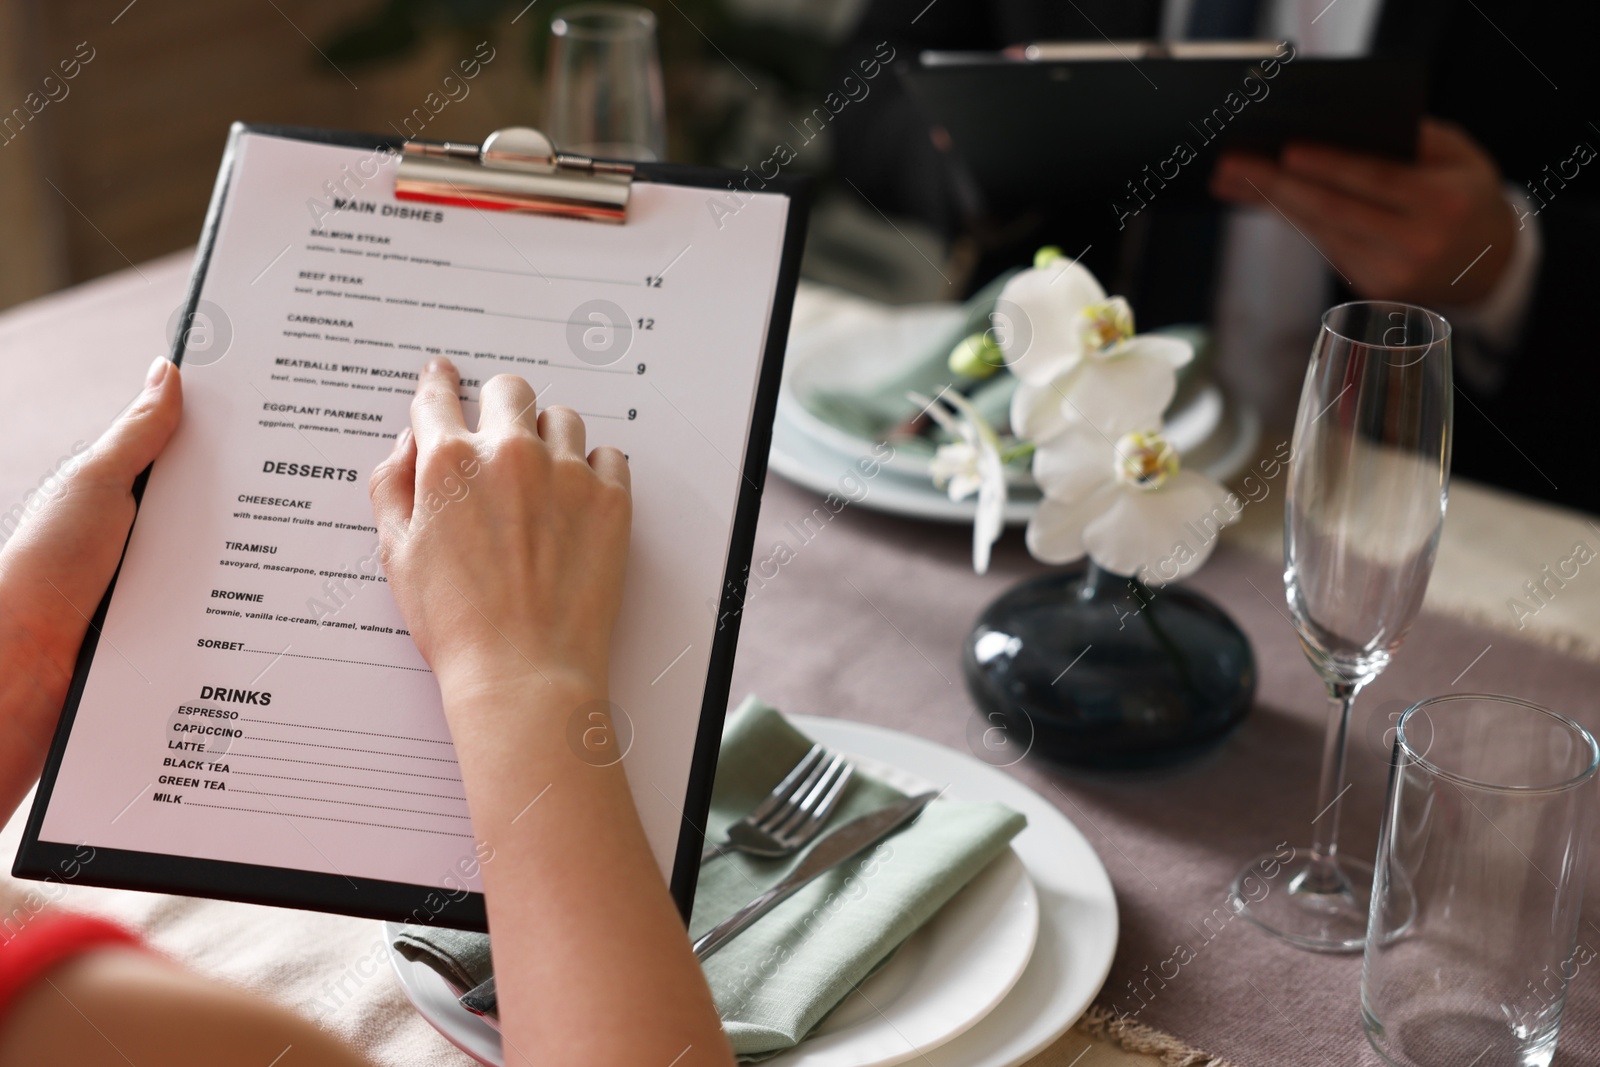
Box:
[1211,118,1520,306]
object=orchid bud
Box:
[948,332,1004,379]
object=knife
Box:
[459,975,496,1017]
[692,790,939,961]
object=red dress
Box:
[0,912,145,1026]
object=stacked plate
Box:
[770,295,1260,525]
[387,718,1119,1066]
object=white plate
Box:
[384,852,1037,1067]
[385,919,501,1065]
[764,751,1037,1067]
[384,739,1045,1066]
[385,719,1115,1067]
[794,717,1118,1067]
[771,392,1261,527]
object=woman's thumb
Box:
[87,357,183,484]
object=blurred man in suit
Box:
[834,0,1600,512]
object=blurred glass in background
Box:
[545,3,665,161]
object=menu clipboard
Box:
[13,122,810,931]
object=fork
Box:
[700,743,855,863]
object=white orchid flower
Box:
[1009,296,1194,444]
[913,390,1007,575]
[928,439,984,502]
[1026,424,1238,585]
[993,250,1194,443]
[992,253,1108,386]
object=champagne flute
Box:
[1231,301,1452,952]
[545,3,666,162]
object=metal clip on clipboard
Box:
[394,126,635,224]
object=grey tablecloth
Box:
[6,259,1600,1066]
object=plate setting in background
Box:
[770,296,1259,525]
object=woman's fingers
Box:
[409,358,466,451]
[369,427,417,539]
[85,358,183,486]
[538,406,586,459]
[477,375,539,435]
[588,446,630,491]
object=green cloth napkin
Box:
[800,270,1021,440]
[392,925,492,996]
[390,697,1025,1062]
[693,696,1025,1061]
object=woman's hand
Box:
[372,362,730,1067]
[368,358,632,701]
[0,357,182,820]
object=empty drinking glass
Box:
[1362,694,1600,1067]
[545,3,667,161]
[1232,300,1453,952]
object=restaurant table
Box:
[6,255,1600,1066]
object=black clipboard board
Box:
[13,122,811,932]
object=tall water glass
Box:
[1363,695,1600,1067]
[1232,301,1452,952]
[545,3,666,161]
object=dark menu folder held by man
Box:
[13,124,808,929]
[902,43,1426,220]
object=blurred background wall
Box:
[0,0,949,313]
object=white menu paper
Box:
[34,131,792,896]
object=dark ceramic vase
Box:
[962,562,1256,770]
